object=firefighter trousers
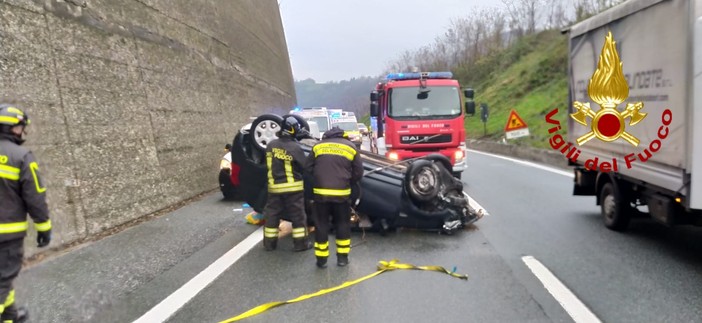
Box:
[313,201,351,259]
[0,239,23,321]
[263,192,308,240]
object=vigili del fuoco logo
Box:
[544,31,673,172]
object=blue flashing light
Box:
[385,71,453,80]
[292,106,301,112]
[427,71,453,79]
[386,72,419,80]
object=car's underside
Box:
[231,113,485,234]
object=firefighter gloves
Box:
[37,230,51,248]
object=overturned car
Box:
[231,113,485,234]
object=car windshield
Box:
[309,116,329,132]
[332,121,358,131]
[389,86,461,120]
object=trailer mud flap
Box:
[648,194,676,226]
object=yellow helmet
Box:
[0,104,30,127]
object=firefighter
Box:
[262,116,313,252]
[306,127,363,268]
[0,104,52,323]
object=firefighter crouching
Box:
[306,127,363,268]
[0,104,52,323]
[262,116,313,252]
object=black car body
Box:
[231,114,483,234]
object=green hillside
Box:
[456,30,570,149]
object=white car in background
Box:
[357,123,369,136]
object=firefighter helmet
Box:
[280,116,301,138]
[0,104,30,127]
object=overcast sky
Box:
[278,0,502,83]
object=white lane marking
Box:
[467,149,574,178]
[522,256,601,323]
[133,226,263,323]
[463,191,490,217]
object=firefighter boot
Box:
[16,307,28,323]
[337,254,349,267]
[1,305,28,323]
[293,236,313,252]
[316,256,327,268]
[263,237,277,251]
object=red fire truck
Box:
[369,71,475,178]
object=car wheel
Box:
[250,114,283,152]
[600,182,631,231]
[405,159,441,203]
[421,154,453,173]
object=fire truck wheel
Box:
[405,159,441,203]
[251,114,283,152]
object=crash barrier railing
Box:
[217,259,468,322]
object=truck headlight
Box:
[387,151,399,161]
[454,150,465,162]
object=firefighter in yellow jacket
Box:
[262,116,313,252]
[0,104,52,322]
[306,127,363,268]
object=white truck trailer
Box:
[564,0,702,230]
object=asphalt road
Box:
[17,147,702,322]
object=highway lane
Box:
[153,141,560,322]
[168,224,554,323]
[168,148,702,322]
[462,150,702,323]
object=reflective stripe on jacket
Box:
[265,136,306,194]
[0,134,51,242]
[306,131,363,203]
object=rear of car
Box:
[330,115,362,147]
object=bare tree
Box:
[501,0,547,35]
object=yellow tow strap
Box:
[218,259,468,323]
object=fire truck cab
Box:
[369,71,475,178]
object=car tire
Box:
[600,182,631,231]
[250,114,283,152]
[404,159,441,203]
[421,154,453,173]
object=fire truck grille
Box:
[399,134,452,144]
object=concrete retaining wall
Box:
[1,0,295,256]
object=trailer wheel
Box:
[600,182,631,231]
[405,159,441,202]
